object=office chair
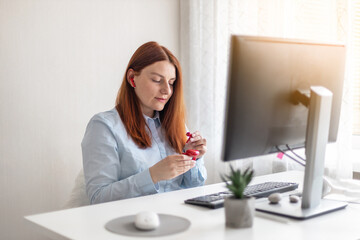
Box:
[64,169,90,208]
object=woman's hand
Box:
[184,131,207,159]
[149,154,195,184]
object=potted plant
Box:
[221,165,255,228]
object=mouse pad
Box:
[105,214,191,237]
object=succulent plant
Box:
[221,165,254,199]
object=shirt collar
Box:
[143,111,161,128]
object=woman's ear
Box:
[127,69,136,87]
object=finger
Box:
[190,135,201,143]
[199,145,207,154]
[193,144,206,151]
[179,161,195,173]
[176,155,192,161]
[176,160,195,169]
[189,131,202,141]
[191,131,201,137]
[192,145,207,157]
[188,131,201,140]
[176,158,195,165]
[191,138,207,147]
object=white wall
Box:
[0,0,180,239]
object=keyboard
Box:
[184,182,299,209]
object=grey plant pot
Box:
[224,196,255,228]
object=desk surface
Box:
[25,171,360,240]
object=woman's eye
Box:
[152,79,161,83]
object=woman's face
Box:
[132,61,176,117]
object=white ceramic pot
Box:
[224,196,255,228]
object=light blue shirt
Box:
[82,108,207,204]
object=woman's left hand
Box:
[184,131,207,159]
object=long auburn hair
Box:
[115,42,187,153]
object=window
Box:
[351,1,360,135]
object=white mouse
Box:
[134,211,160,231]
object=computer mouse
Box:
[134,211,160,231]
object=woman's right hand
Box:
[149,154,196,184]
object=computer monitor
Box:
[222,35,345,161]
[222,35,347,219]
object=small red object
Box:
[183,149,199,160]
[186,132,192,143]
[130,77,136,87]
[277,152,284,159]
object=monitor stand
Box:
[255,198,347,220]
[256,86,347,219]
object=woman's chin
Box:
[154,105,165,112]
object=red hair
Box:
[115,42,187,153]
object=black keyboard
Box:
[184,182,299,209]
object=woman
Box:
[82,42,207,204]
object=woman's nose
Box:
[161,82,172,94]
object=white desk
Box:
[25,171,360,240]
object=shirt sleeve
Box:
[81,115,159,204]
[181,156,207,188]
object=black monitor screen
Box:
[222,35,346,161]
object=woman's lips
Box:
[156,97,167,103]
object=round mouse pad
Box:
[105,214,191,237]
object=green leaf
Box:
[220,165,254,199]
